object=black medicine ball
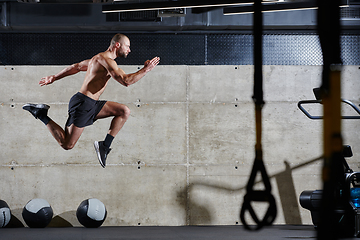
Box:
[76,198,107,228]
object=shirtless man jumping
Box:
[23,33,160,168]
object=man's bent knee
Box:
[62,124,83,150]
[61,142,76,150]
[115,104,130,119]
[122,105,131,119]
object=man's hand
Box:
[39,75,56,86]
[143,57,160,73]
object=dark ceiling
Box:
[0,0,359,32]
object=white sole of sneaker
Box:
[23,103,50,110]
[94,141,105,168]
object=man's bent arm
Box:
[108,57,160,87]
[120,67,150,87]
[39,60,90,86]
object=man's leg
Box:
[47,121,84,150]
[94,101,131,167]
[23,103,84,150]
[96,101,131,136]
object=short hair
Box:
[110,34,128,47]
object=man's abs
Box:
[79,72,111,100]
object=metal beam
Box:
[102,0,262,13]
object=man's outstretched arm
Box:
[39,59,90,86]
[104,56,160,87]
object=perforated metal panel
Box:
[341,35,360,65]
[206,34,253,65]
[206,34,324,65]
[0,32,359,65]
[123,34,205,65]
[262,34,323,65]
[0,33,110,65]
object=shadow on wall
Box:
[181,156,322,225]
[47,211,76,227]
[6,211,24,228]
[5,209,75,228]
[5,208,132,228]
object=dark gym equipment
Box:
[76,198,107,228]
[0,200,11,228]
[298,91,360,238]
[22,199,53,228]
[298,88,360,120]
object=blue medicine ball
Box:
[0,200,11,228]
[76,198,107,228]
[22,199,53,228]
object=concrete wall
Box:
[0,65,360,227]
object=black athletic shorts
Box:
[65,92,107,128]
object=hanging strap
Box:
[240,0,277,230]
[317,1,345,239]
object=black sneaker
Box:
[94,141,111,168]
[22,103,50,119]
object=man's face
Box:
[118,38,131,58]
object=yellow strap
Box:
[322,67,342,182]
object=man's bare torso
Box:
[79,52,112,100]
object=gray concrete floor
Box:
[0,225,341,240]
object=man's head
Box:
[110,33,131,58]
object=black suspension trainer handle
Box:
[240,0,277,230]
[240,148,277,230]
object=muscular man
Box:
[23,33,160,168]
